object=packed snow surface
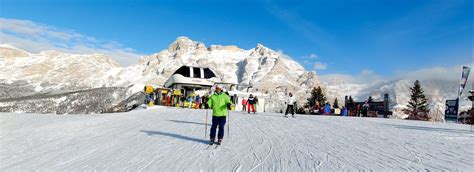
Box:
[1,107,473,171]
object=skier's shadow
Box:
[168,120,210,126]
[140,130,209,144]
[380,124,472,134]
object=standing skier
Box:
[324,102,331,115]
[207,85,232,145]
[362,101,370,117]
[285,92,297,117]
[241,97,247,112]
[195,95,201,109]
[247,94,256,114]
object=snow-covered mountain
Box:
[0,37,469,117]
[0,44,123,89]
[0,37,320,113]
[117,37,319,96]
[321,75,472,120]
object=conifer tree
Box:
[307,86,327,108]
[368,96,374,103]
[408,80,428,112]
[333,98,339,109]
[348,96,354,109]
[405,80,430,120]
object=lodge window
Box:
[173,66,190,77]
[193,67,201,78]
[203,68,216,78]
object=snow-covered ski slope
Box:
[1,107,473,171]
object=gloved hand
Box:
[227,103,232,110]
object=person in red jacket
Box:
[241,97,247,112]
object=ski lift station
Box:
[163,65,267,112]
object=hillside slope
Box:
[1,108,472,171]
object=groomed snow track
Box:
[1,107,473,171]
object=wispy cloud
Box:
[319,64,473,85]
[0,18,143,66]
[300,53,325,70]
[302,53,318,59]
[394,64,474,82]
[313,62,327,70]
[319,69,382,85]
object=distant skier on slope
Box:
[362,101,370,117]
[285,92,297,118]
[341,106,348,116]
[324,102,331,115]
[247,94,256,114]
[207,85,232,145]
[241,97,247,112]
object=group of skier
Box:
[314,102,349,116]
[206,86,299,145]
[240,94,258,114]
[145,84,299,145]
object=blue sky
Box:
[0,0,472,76]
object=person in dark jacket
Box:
[247,94,256,114]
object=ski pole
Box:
[205,108,208,139]
[227,109,230,139]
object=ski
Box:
[205,145,213,150]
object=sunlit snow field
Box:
[1,106,473,171]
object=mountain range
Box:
[0,37,319,113]
[0,37,471,119]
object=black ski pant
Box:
[285,105,295,116]
[210,116,226,140]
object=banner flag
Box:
[458,66,470,97]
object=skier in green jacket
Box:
[207,85,232,145]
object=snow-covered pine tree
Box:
[348,96,354,108]
[405,80,430,120]
[307,86,327,109]
[368,96,374,103]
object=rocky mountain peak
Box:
[0,44,30,58]
[167,36,204,52]
[252,43,276,57]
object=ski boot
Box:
[216,139,223,145]
[209,138,215,145]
